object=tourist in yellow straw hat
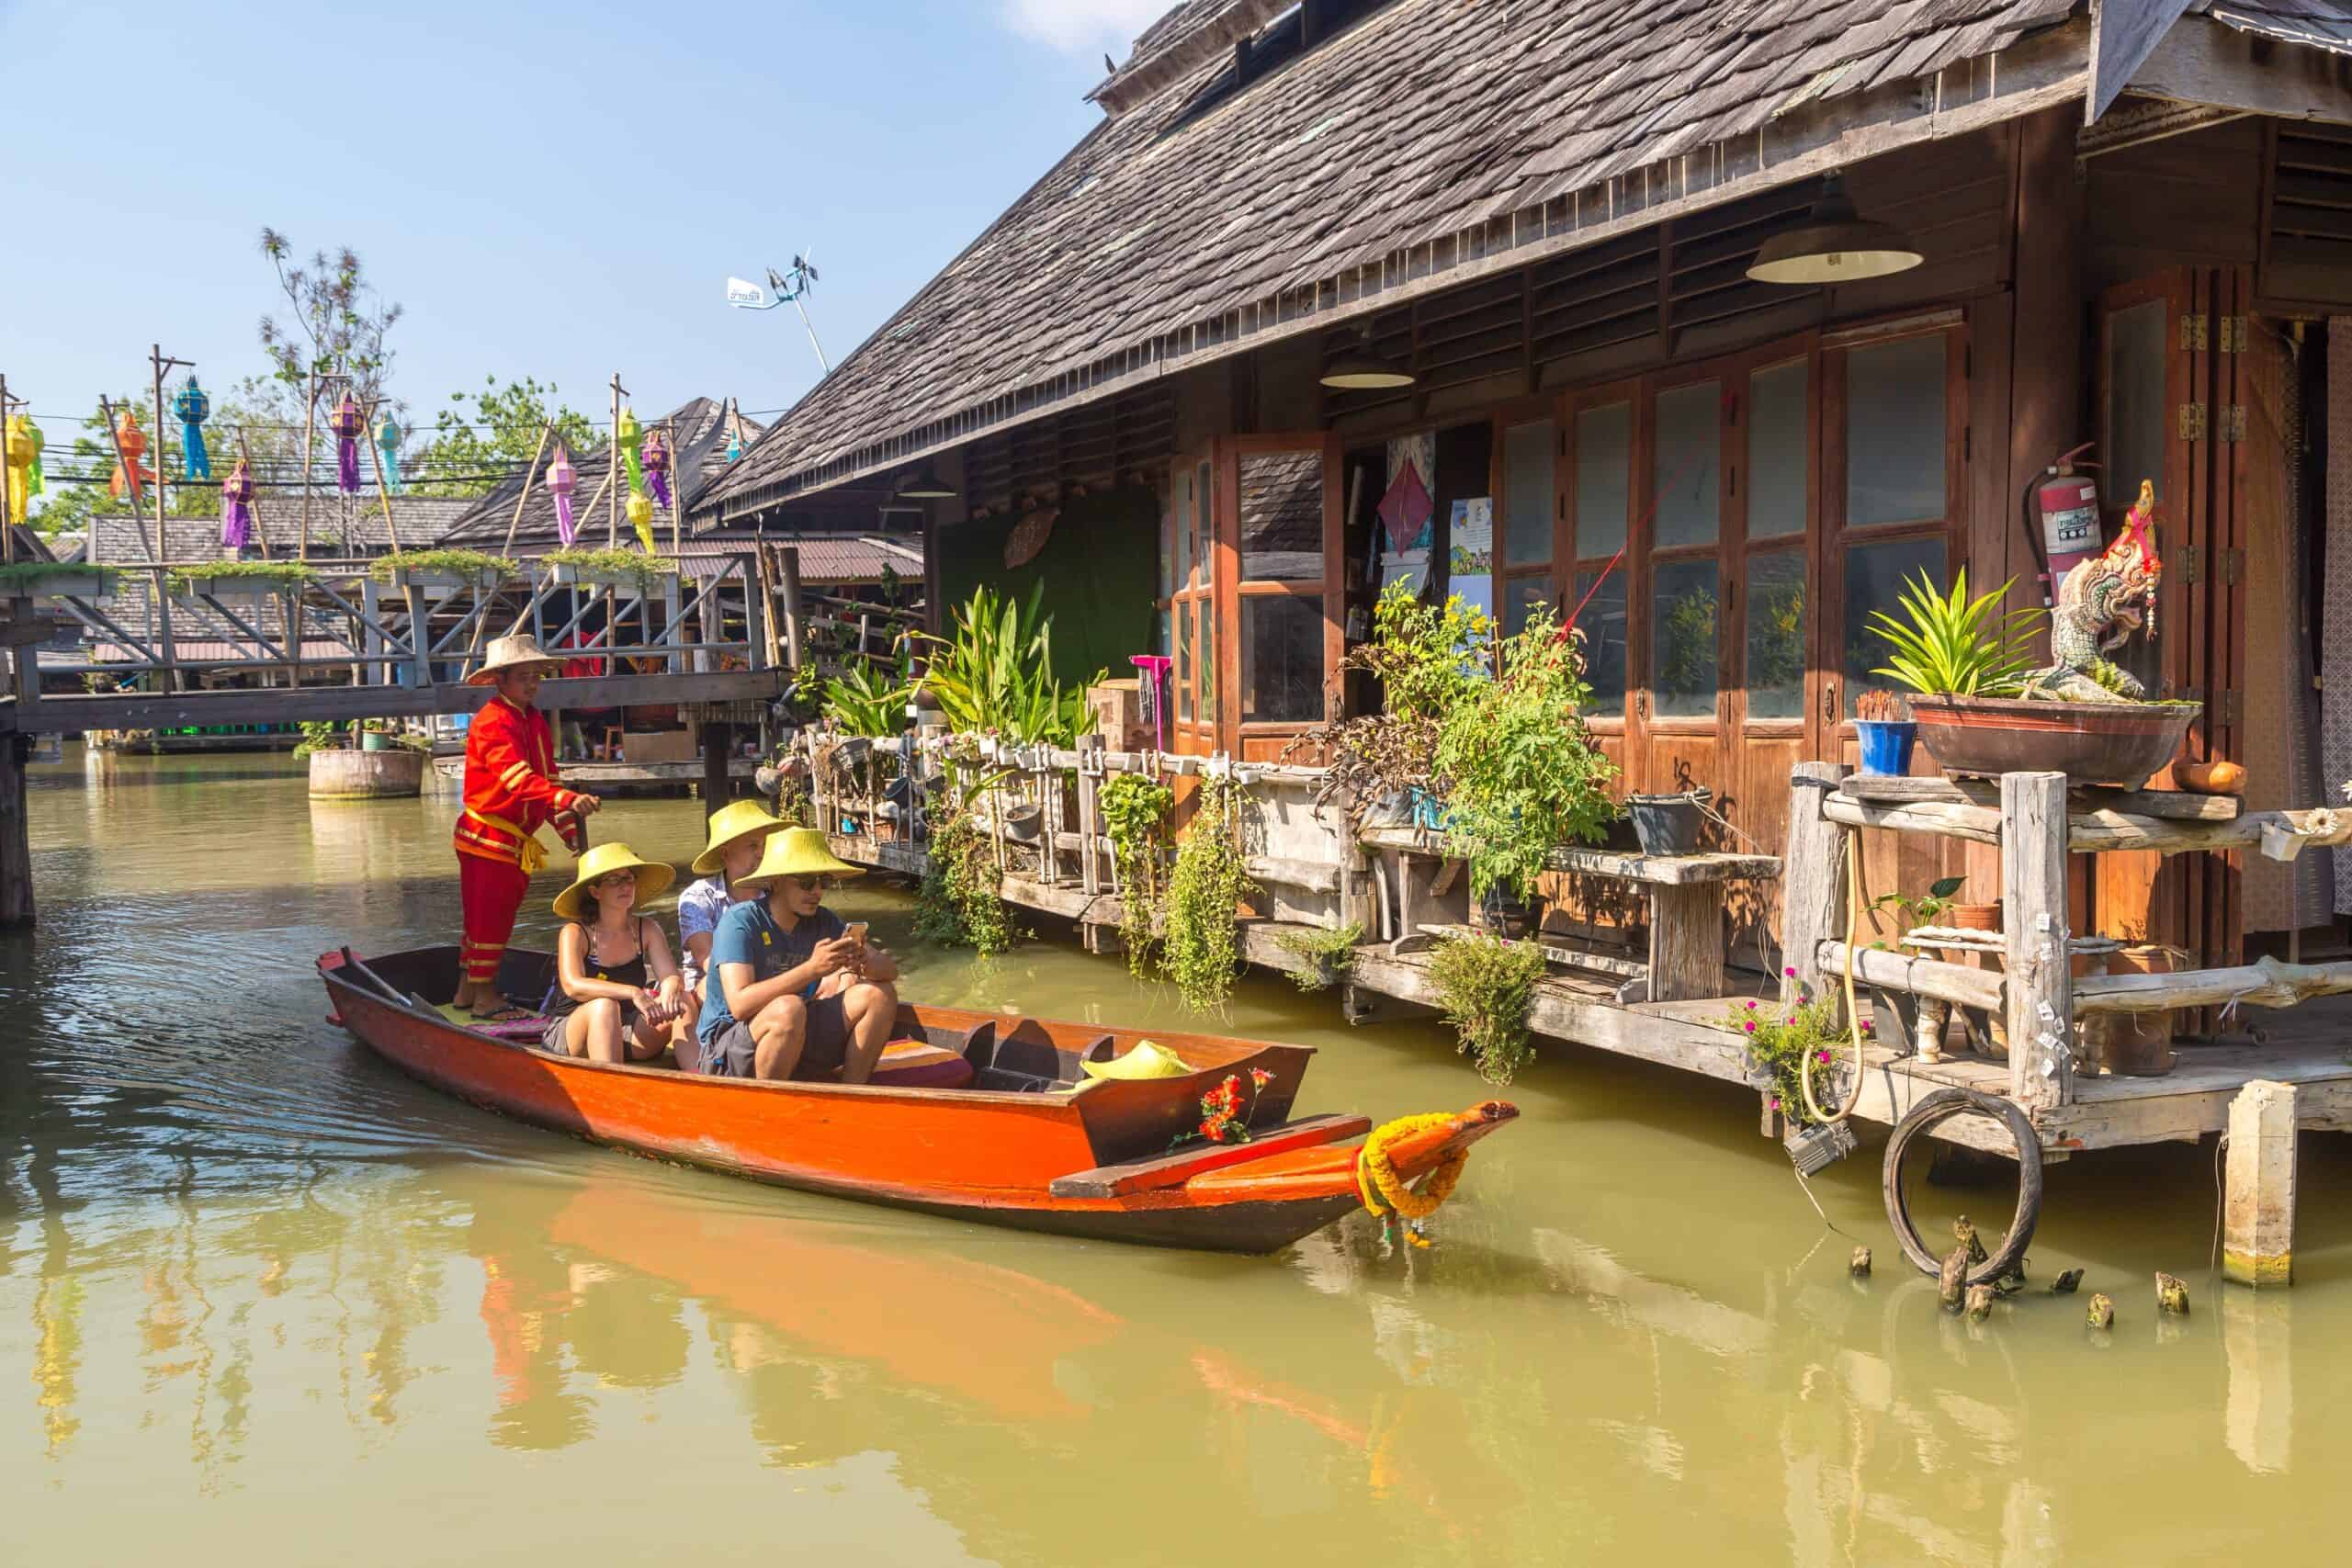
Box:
[543,843,692,1065]
[694,828,899,1083]
[675,800,791,1008]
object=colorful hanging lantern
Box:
[617,406,645,497]
[625,491,656,553]
[3,413,42,523]
[171,375,212,481]
[220,457,257,552]
[328,390,366,495]
[548,445,579,547]
[109,411,152,502]
[375,412,403,493]
[640,425,673,510]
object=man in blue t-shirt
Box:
[696,829,900,1082]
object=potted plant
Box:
[1274,921,1363,993]
[1626,789,1712,856]
[1432,602,1618,924]
[374,547,517,595]
[1870,569,2199,789]
[167,559,314,609]
[0,560,115,604]
[1853,689,1916,776]
[543,545,680,601]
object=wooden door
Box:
[2091,269,2245,962]
[1168,452,1216,758]
[1625,368,1731,807]
[1214,434,1343,762]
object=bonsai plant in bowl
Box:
[374,547,517,595]
[1869,567,2198,789]
[0,560,116,604]
[167,559,314,609]
[543,545,680,601]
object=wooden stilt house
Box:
[699,0,2352,976]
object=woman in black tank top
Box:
[544,844,693,1063]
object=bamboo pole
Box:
[497,422,554,557]
[298,372,319,564]
[150,345,169,569]
[237,428,270,561]
[102,392,175,691]
[607,373,624,548]
[0,371,14,564]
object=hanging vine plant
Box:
[1429,931,1548,1086]
[915,805,1018,956]
[1100,771,1174,983]
[1162,775,1255,1013]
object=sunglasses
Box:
[786,874,830,892]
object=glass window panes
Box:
[1650,558,1720,719]
[1198,609,1216,723]
[1744,550,1806,720]
[1574,402,1631,559]
[1503,574,1552,638]
[1238,450,1322,582]
[1502,420,1555,568]
[1193,460,1213,586]
[1653,381,1722,548]
[1747,359,1808,539]
[1842,535,1947,715]
[1174,468,1195,591]
[1845,335,1947,525]
[2106,299,2167,513]
[1239,595,1325,723]
[1175,604,1193,723]
[1570,570,1627,716]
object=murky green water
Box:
[4,750,2347,1563]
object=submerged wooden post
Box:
[700,721,733,818]
[2002,771,2072,1112]
[2223,1079,2297,1287]
[1781,761,1847,1010]
[0,732,34,928]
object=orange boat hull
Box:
[321,945,1517,1253]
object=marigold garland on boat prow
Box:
[1351,1101,1516,1248]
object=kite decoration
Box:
[3,413,42,522]
[548,445,579,547]
[375,412,403,493]
[726,426,742,463]
[640,424,673,510]
[172,376,212,481]
[626,491,656,553]
[328,390,366,495]
[617,406,645,498]
[109,412,153,502]
[220,457,257,552]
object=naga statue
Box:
[2023,479,2163,703]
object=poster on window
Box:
[1449,498,1494,624]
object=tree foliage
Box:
[256,228,403,412]
[409,376,599,497]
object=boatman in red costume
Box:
[453,634,601,1019]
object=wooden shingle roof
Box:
[702,0,2084,517]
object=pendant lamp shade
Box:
[898,466,957,499]
[1319,326,1415,390]
[1746,174,1922,286]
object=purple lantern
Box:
[548,444,579,546]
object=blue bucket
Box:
[1856,719,1918,777]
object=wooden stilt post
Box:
[777,545,804,669]
[0,732,32,928]
[700,720,733,819]
[2003,771,2073,1113]
[2223,1078,2297,1286]
[607,374,626,548]
[1781,761,1849,1010]
[298,372,319,563]
[0,370,15,563]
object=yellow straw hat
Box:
[738,826,863,889]
[693,799,788,875]
[553,841,678,921]
[1079,1040,1193,1081]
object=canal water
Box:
[3,750,2346,1563]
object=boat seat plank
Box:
[1048,1113,1373,1198]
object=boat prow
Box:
[322,943,1517,1254]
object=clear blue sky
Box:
[0,0,1165,434]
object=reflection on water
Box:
[4,749,2350,1562]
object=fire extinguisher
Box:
[2024,441,2100,607]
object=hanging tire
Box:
[1881,1089,2044,1286]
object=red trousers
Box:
[458,852,531,987]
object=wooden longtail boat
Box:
[320,945,1517,1253]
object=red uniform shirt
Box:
[454,694,581,868]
